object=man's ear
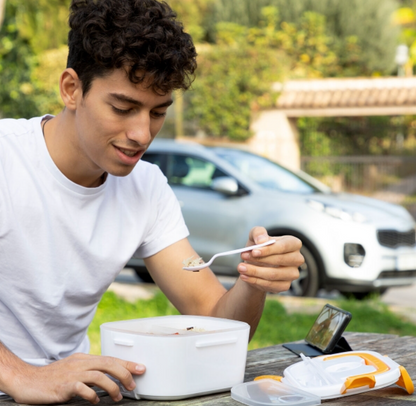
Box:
[60,68,82,111]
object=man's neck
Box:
[42,111,106,188]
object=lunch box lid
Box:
[280,351,413,399]
[231,379,321,406]
[100,315,250,336]
[232,350,414,405]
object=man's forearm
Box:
[210,278,266,340]
[0,341,28,396]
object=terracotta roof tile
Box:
[276,77,416,110]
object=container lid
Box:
[231,379,321,406]
[100,315,250,336]
[281,351,407,399]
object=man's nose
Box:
[126,113,152,145]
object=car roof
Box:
[147,138,331,194]
[147,138,235,166]
[146,139,260,189]
[148,138,207,153]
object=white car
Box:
[128,139,416,298]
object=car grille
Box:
[377,229,416,248]
[378,270,416,279]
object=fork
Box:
[182,239,275,272]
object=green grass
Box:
[88,291,416,355]
[251,297,416,350]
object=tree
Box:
[184,0,401,141]
[186,7,345,140]
[203,0,400,76]
[393,5,416,74]
[0,0,70,118]
[165,0,215,43]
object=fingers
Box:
[119,359,146,376]
[8,353,145,405]
[55,354,145,404]
[242,248,304,268]
[71,381,101,404]
[238,263,300,293]
[69,354,144,394]
[247,226,269,245]
[239,232,304,293]
[241,236,304,267]
[80,370,122,402]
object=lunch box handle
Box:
[396,366,414,394]
[195,337,238,348]
[113,338,134,347]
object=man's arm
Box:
[0,341,144,404]
[144,226,303,340]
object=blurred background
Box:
[2,0,416,206]
[3,0,416,302]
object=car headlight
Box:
[307,199,367,223]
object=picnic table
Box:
[1,332,415,405]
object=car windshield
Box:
[214,148,327,194]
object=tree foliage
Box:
[205,0,400,76]
[393,3,416,74]
[0,0,69,118]
[165,0,215,43]
[298,116,410,157]
[187,6,364,140]
[0,0,405,146]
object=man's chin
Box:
[107,164,137,178]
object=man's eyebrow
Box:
[109,93,173,108]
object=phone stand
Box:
[283,335,353,357]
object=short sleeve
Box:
[133,171,189,259]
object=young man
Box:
[0,0,303,404]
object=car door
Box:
[144,151,252,273]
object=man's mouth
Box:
[116,147,140,157]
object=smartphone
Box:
[304,304,352,354]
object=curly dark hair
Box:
[67,0,197,95]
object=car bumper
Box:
[325,269,416,292]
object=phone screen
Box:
[304,304,352,353]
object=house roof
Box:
[275,77,416,117]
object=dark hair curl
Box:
[67,0,197,95]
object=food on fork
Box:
[182,255,205,268]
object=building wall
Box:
[249,110,300,170]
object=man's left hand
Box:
[237,227,304,293]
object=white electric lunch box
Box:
[100,315,250,400]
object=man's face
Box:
[73,69,173,178]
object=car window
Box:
[167,154,227,189]
[141,152,165,171]
[214,149,323,194]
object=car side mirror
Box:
[211,177,239,195]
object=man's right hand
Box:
[2,350,145,404]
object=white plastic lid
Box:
[231,379,321,406]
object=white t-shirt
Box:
[0,116,189,365]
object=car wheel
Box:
[290,245,320,297]
[132,267,154,283]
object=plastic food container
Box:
[232,379,321,406]
[100,315,250,400]
[280,351,414,399]
[233,351,414,406]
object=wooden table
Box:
[1,332,415,405]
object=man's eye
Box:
[151,111,167,118]
[112,106,131,115]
